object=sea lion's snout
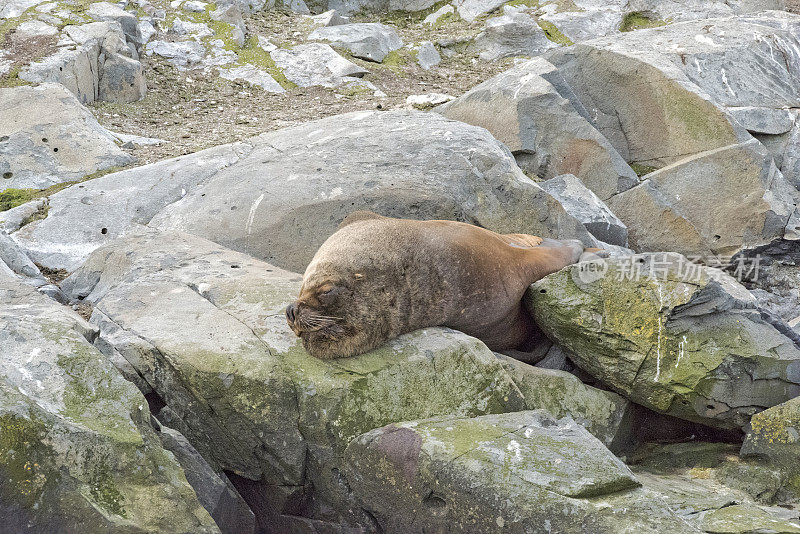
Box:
[286,302,301,335]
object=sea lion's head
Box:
[285,226,398,359]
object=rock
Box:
[0,232,42,281]
[405,92,453,109]
[0,84,133,192]
[0,0,47,18]
[309,9,349,26]
[15,19,57,37]
[630,442,800,530]
[111,131,167,147]
[98,52,147,102]
[145,40,206,69]
[156,424,257,534]
[741,396,800,471]
[343,411,697,533]
[182,0,208,11]
[546,13,800,169]
[270,43,368,87]
[149,110,594,273]
[10,142,249,271]
[171,18,214,38]
[423,4,454,25]
[495,354,633,451]
[309,23,402,63]
[728,106,796,135]
[23,21,147,104]
[468,10,557,61]
[451,0,506,23]
[412,40,439,69]
[528,252,800,428]
[219,65,285,92]
[779,113,800,189]
[607,139,800,258]
[539,5,621,44]
[0,275,218,532]
[10,111,592,273]
[62,229,529,526]
[541,174,628,246]
[308,0,436,16]
[20,43,102,104]
[87,1,142,46]
[438,58,638,201]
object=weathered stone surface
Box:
[451,0,505,23]
[547,13,800,168]
[742,397,800,472]
[149,110,593,273]
[145,40,206,69]
[608,139,800,258]
[0,275,218,532]
[62,229,529,526]
[631,441,800,531]
[412,40,439,69]
[0,84,133,192]
[218,65,285,92]
[0,232,42,281]
[87,1,142,45]
[98,52,147,102]
[495,354,633,451]
[157,424,256,534]
[343,411,697,533]
[541,174,628,246]
[11,142,250,270]
[20,42,102,103]
[468,10,556,61]
[528,252,800,428]
[270,43,368,87]
[438,58,637,200]
[309,22,402,62]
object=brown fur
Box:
[287,212,591,359]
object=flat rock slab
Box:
[10,110,592,273]
[0,275,217,532]
[270,42,368,87]
[309,22,402,62]
[0,83,133,191]
[344,411,697,533]
[527,252,800,429]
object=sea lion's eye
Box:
[317,286,338,303]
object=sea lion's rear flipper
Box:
[339,210,388,229]
[500,233,544,249]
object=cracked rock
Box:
[527,252,800,429]
[343,411,697,533]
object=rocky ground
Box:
[3,0,800,532]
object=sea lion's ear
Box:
[338,211,387,229]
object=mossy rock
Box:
[527,253,800,429]
[0,276,218,532]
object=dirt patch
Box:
[0,31,58,85]
[787,0,800,13]
[91,9,513,165]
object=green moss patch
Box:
[629,162,658,177]
[0,188,38,211]
[619,12,667,32]
[537,20,573,46]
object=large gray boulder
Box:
[467,9,557,61]
[21,21,146,104]
[10,111,592,273]
[607,139,800,257]
[438,58,638,201]
[270,43,369,87]
[527,253,800,429]
[343,411,698,533]
[61,230,530,527]
[308,22,402,63]
[0,275,218,532]
[0,84,133,192]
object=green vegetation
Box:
[629,162,658,177]
[619,11,667,32]
[537,20,573,46]
[0,188,38,211]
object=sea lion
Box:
[286,211,597,359]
